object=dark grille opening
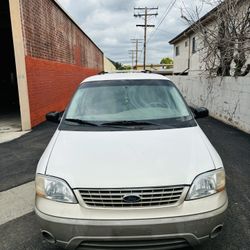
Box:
[77,238,190,249]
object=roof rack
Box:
[98,71,108,75]
[98,70,172,76]
[99,70,154,74]
[141,70,153,73]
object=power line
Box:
[134,7,158,70]
[147,0,177,44]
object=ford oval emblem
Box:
[123,194,141,203]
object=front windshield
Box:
[65,80,192,124]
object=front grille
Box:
[77,238,189,249]
[78,186,185,208]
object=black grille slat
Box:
[83,197,180,203]
[84,199,180,206]
[78,186,185,208]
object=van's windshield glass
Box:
[62,79,195,130]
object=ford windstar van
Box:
[35,73,228,249]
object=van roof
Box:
[82,72,170,83]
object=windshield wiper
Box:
[65,118,99,127]
[101,120,160,127]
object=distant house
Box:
[169,1,250,76]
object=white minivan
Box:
[35,73,228,249]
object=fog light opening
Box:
[41,230,56,244]
[210,225,223,239]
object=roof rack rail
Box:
[98,70,159,75]
[98,71,109,75]
[107,70,155,74]
[141,70,152,73]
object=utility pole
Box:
[131,39,143,70]
[128,50,136,69]
[134,7,158,70]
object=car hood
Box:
[46,127,215,188]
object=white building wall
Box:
[188,34,204,75]
[173,38,189,74]
[104,57,116,72]
[172,34,204,75]
[168,75,250,134]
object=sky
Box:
[56,0,213,66]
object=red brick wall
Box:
[19,0,103,127]
[26,56,100,127]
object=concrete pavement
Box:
[0,113,28,143]
[0,182,34,225]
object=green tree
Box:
[122,65,132,70]
[160,57,173,68]
[109,59,122,70]
[109,59,132,70]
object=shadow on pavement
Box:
[0,121,57,192]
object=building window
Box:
[192,37,197,53]
[185,41,188,47]
[175,46,180,56]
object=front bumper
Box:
[35,199,227,249]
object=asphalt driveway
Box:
[0,122,57,192]
[0,117,249,249]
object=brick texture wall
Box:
[19,0,103,127]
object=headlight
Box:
[35,174,77,203]
[186,169,226,200]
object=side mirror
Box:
[190,107,209,119]
[46,111,63,123]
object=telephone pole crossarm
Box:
[136,25,155,27]
[134,14,158,17]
